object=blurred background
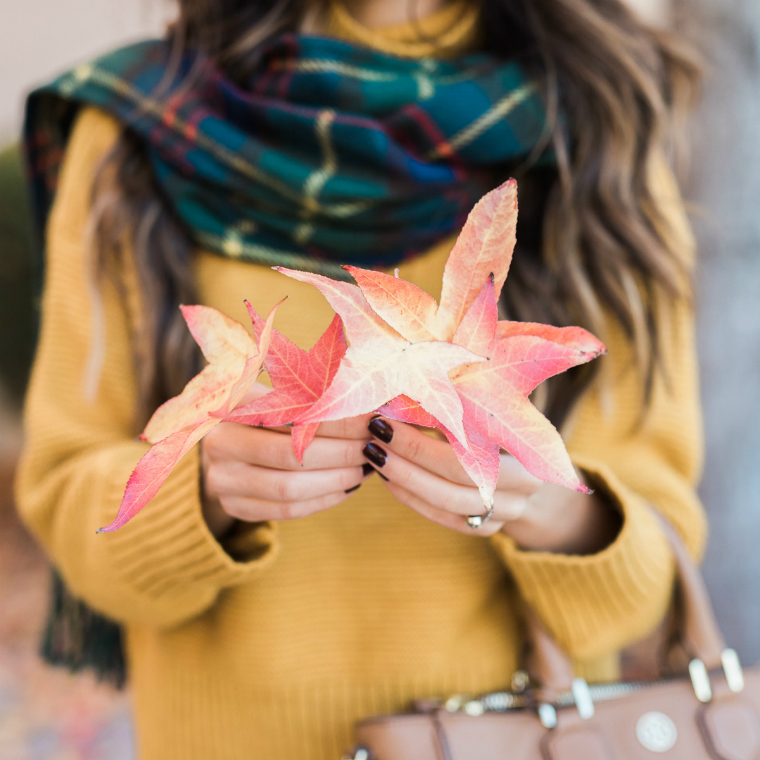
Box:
[1,0,759,757]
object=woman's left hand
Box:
[363,416,621,555]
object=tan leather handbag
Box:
[343,515,760,760]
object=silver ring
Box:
[466,504,495,529]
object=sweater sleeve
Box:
[15,107,278,629]
[491,175,706,662]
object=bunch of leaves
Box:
[273,181,605,507]
[104,180,605,532]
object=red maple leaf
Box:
[225,306,347,462]
[457,280,605,494]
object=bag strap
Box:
[525,508,728,698]
[656,514,726,669]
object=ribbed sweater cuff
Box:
[100,443,278,601]
[491,457,674,659]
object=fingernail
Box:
[345,483,361,494]
[363,442,387,468]
[368,416,394,444]
[377,471,389,482]
[362,462,374,477]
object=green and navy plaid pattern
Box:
[25,36,549,277]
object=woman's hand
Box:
[200,384,374,538]
[362,416,622,555]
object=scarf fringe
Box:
[41,571,127,689]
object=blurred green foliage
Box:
[0,143,36,403]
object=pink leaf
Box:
[142,305,257,443]
[435,180,518,339]
[102,301,282,531]
[247,309,346,421]
[99,418,219,533]
[451,329,605,493]
[225,309,347,462]
[276,267,483,448]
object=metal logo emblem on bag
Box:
[636,712,678,752]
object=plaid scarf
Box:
[25,36,548,278]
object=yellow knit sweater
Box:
[16,7,706,760]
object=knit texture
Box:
[16,7,706,760]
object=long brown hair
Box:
[91,0,700,430]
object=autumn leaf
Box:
[275,268,484,449]
[380,277,605,506]
[344,181,517,346]
[142,305,262,443]
[375,273,501,501]
[99,301,281,532]
[450,279,606,496]
[225,307,347,462]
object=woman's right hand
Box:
[200,384,374,537]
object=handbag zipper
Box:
[442,678,657,716]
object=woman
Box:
[17,0,706,757]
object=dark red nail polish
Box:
[362,462,374,477]
[377,471,389,482]
[368,416,394,444]
[345,483,361,494]
[363,442,387,468]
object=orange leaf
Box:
[142,305,258,443]
[101,301,281,531]
[435,179,517,339]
